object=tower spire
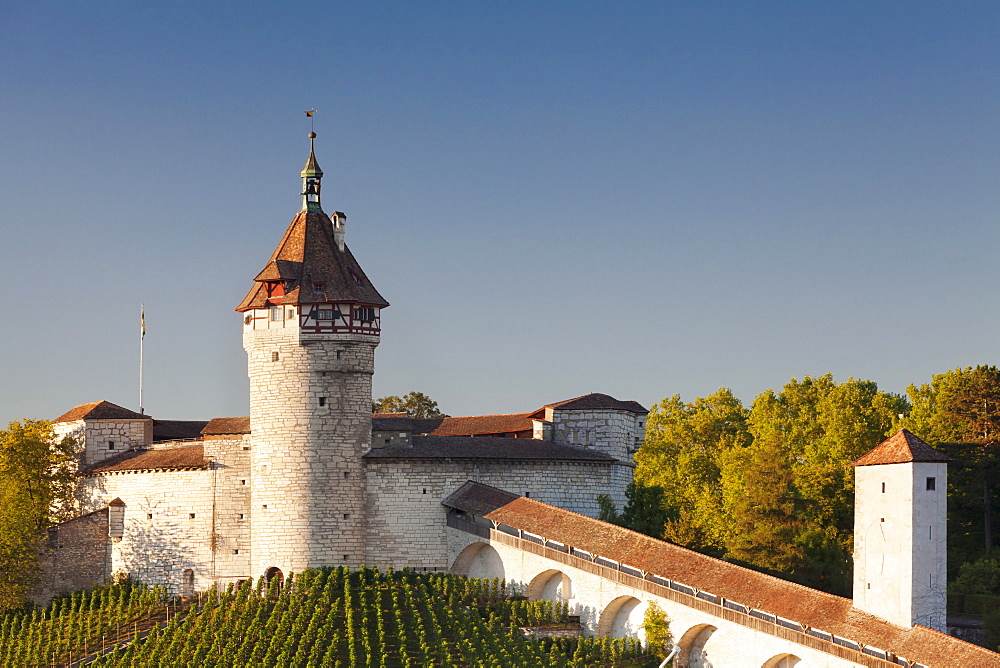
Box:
[301,131,324,212]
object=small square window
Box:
[108,441,115,450]
[238,514,245,520]
[525,492,531,498]
[881,482,885,493]
[880,518,884,522]
[926,477,936,491]
[234,549,240,555]
[343,472,349,478]
[422,489,427,494]
[147,513,153,520]
[313,282,326,293]
[189,513,196,519]
[240,480,246,486]
[271,351,280,362]
[343,513,350,519]
[270,306,282,321]
[242,446,250,451]
[343,554,348,561]
[319,397,326,407]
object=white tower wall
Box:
[244,314,377,578]
[853,461,947,630]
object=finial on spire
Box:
[301,112,323,212]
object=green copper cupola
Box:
[300,131,324,212]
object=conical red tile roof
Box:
[236,211,388,311]
[850,428,950,467]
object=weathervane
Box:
[305,108,317,134]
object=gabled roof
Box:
[850,429,951,467]
[528,393,647,417]
[364,436,616,462]
[202,417,252,436]
[443,481,1000,667]
[54,401,149,423]
[83,444,209,474]
[236,211,389,311]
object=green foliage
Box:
[641,601,671,658]
[2,571,656,667]
[903,365,1000,558]
[372,391,448,418]
[633,375,905,594]
[952,551,1000,595]
[598,483,671,540]
[0,420,78,610]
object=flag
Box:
[305,110,314,117]
[141,304,146,340]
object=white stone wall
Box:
[548,408,644,509]
[77,468,245,594]
[365,460,616,570]
[550,409,645,464]
[244,321,377,580]
[203,436,252,582]
[853,461,948,631]
[450,530,887,668]
[54,418,152,468]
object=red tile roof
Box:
[236,211,388,311]
[443,481,1000,667]
[851,429,951,467]
[365,436,615,462]
[202,417,252,435]
[54,400,149,423]
[431,413,534,436]
[83,444,209,474]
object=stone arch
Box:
[762,654,800,668]
[180,569,194,596]
[597,595,642,638]
[265,566,284,588]
[450,542,505,580]
[677,623,718,667]
[525,569,572,601]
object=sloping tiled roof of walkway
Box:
[443,481,1000,668]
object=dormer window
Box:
[313,282,325,293]
[284,280,295,291]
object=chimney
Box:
[333,211,347,251]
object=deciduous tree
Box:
[372,392,447,418]
[0,420,77,609]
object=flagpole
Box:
[139,303,145,415]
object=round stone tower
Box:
[236,132,389,579]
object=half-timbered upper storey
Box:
[236,133,388,335]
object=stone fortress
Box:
[36,135,1000,666]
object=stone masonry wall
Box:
[53,419,152,468]
[245,322,376,579]
[364,459,615,571]
[32,509,110,605]
[548,408,645,510]
[76,456,251,595]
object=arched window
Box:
[181,569,194,596]
[265,566,284,592]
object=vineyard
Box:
[0,568,659,666]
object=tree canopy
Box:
[372,392,448,418]
[633,374,906,594]
[0,420,77,610]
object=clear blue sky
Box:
[2,2,998,425]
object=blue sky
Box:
[2,2,998,425]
